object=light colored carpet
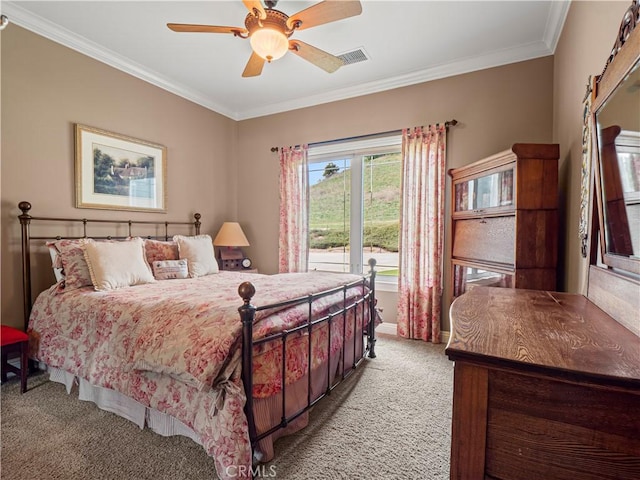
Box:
[1,335,453,479]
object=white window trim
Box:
[309,135,401,160]
[308,134,401,279]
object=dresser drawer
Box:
[452,216,515,266]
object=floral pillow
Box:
[50,238,95,291]
[144,239,179,265]
[45,242,65,283]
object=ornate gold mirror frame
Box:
[579,76,593,258]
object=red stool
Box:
[1,325,29,393]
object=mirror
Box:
[596,62,640,258]
[592,1,640,275]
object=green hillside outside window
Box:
[308,136,401,277]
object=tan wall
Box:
[2,0,627,334]
[1,25,237,328]
[237,57,555,330]
[553,0,630,295]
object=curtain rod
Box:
[270,119,458,152]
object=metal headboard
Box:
[18,201,201,331]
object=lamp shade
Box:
[213,222,250,247]
[250,27,289,62]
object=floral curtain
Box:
[278,145,309,273]
[397,125,447,342]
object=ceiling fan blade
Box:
[287,0,362,31]
[167,23,247,35]
[242,0,266,19]
[289,40,343,73]
[242,52,266,77]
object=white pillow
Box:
[173,234,219,277]
[152,259,189,280]
[83,238,155,291]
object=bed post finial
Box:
[238,281,256,302]
[238,281,257,448]
[193,213,201,235]
[18,202,33,332]
[19,201,32,217]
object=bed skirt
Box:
[47,365,203,445]
[43,342,355,464]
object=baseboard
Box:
[376,323,451,344]
[376,322,397,336]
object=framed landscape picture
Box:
[75,124,167,212]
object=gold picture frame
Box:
[75,124,167,212]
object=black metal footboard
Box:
[237,259,377,454]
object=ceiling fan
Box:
[167,0,362,77]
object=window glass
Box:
[363,153,400,277]
[309,157,352,273]
[308,137,401,278]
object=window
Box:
[308,135,401,282]
[615,130,640,204]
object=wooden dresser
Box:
[445,5,640,479]
[446,287,640,480]
[449,143,559,300]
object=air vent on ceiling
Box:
[337,47,369,66]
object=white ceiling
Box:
[3,1,570,120]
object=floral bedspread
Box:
[28,271,369,480]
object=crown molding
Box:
[4,1,566,121]
[3,2,238,120]
[237,39,554,120]
[543,0,571,52]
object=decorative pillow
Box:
[173,234,219,277]
[152,259,189,280]
[51,238,95,291]
[83,237,155,291]
[46,242,64,283]
[144,239,179,265]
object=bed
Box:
[18,202,378,480]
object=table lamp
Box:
[213,222,250,270]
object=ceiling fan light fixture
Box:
[168,0,363,76]
[250,27,289,62]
